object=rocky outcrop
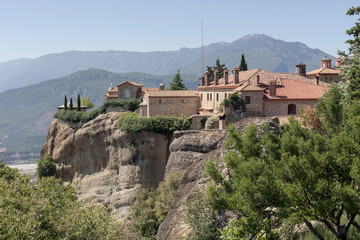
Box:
[157,117,279,240]
[41,112,171,219]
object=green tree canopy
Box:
[81,96,95,109]
[0,161,126,239]
[168,69,187,90]
[238,54,248,71]
[206,58,228,82]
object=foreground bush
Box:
[0,161,126,239]
[36,156,56,179]
[117,113,191,136]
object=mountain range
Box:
[0,34,333,93]
[0,33,335,163]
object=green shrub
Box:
[36,156,56,179]
[184,193,220,240]
[223,93,246,111]
[0,162,124,239]
[54,99,140,126]
[131,171,183,239]
[103,99,141,112]
[117,113,191,136]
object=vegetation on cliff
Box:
[54,99,141,126]
[130,171,183,239]
[0,161,126,239]
[117,112,191,136]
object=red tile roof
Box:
[145,90,199,98]
[264,79,327,100]
[116,81,143,87]
[307,67,341,76]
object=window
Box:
[210,93,212,101]
[207,93,209,101]
[216,93,219,102]
[182,99,184,103]
[124,89,130,99]
[201,93,203,101]
[288,104,296,115]
[245,96,251,104]
[225,93,227,99]
[159,99,161,104]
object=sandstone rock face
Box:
[157,117,280,240]
[41,112,170,219]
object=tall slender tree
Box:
[69,98,73,110]
[77,94,81,111]
[64,95,68,110]
[238,54,248,71]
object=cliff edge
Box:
[40,112,171,219]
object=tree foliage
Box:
[80,96,95,109]
[238,54,248,71]
[36,156,56,179]
[69,98,73,110]
[222,93,246,111]
[130,171,182,239]
[0,161,125,239]
[207,58,228,82]
[168,69,187,90]
[77,94,81,111]
[64,95,68,110]
[117,112,191,136]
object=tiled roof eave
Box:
[264,97,319,101]
[197,85,238,90]
[148,96,199,99]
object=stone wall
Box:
[240,91,264,114]
[118,83,138,99]
[264,99,317,116]
[105,106,127,113]
[147,97,200,117]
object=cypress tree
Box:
[69,98,73,110]
[77,94,81,111]
[64,95,68,110]
[239,54,248,71]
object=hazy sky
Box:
[0,0,358,63]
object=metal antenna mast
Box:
[201,18,204,74]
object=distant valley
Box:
[0,69,197,163]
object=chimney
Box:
[296,63,307,77]
[200,76,205,86]
[232,68,239,84]
[159,83,165,90]
[256,75,260,84]
[214,70,219,85]
[205,71,210,86]
[224,70,229,85]
[315,75,319,85]
[269,80,277,97]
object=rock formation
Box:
[41,112,171,219]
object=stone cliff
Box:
[41,111,279,238]
[41,112,171,218]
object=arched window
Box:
[124,89,131,99]
[216,93,219,102]
[288,104,296,115]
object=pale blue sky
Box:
[0,0,358,63]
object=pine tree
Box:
[238,54,248,71]
[77,94,81,111]
[168,69,187,90]
[64,95,68,110]
[206,58,228,82]
[69,98,73,110]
